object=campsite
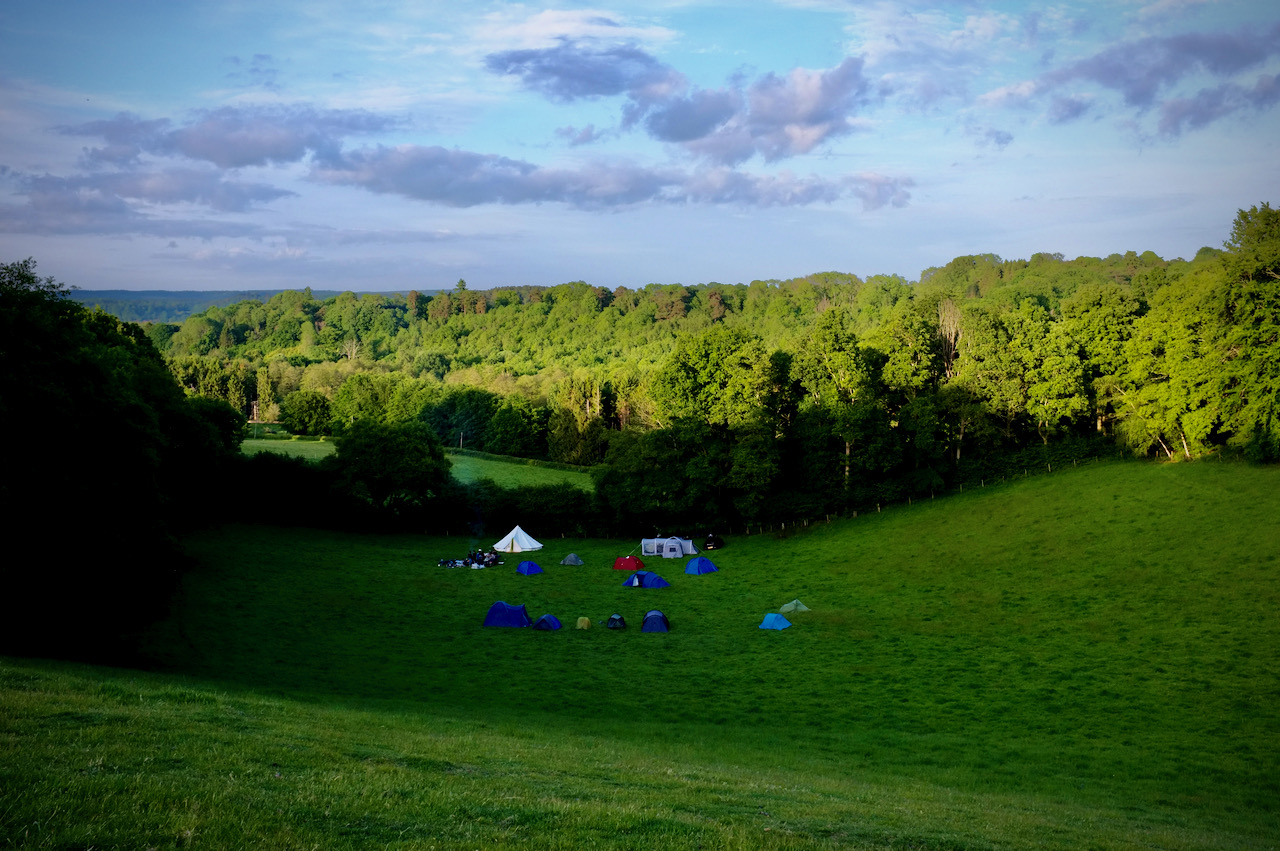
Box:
[2,0,1279,835]
[3,458,1276,849]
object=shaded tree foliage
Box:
[0,260,238,659]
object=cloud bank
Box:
[983,22,1280,135]
[486,38,877,165]
[312,144,910,210]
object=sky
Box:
[1,1,1278,292]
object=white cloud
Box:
[978,80,1041,109]
[473,8,676,52]
[1135,0,1221,21]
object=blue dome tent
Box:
[684,556,718,575]
[621,570,670,588]
[641,610,670,632]
[516,560,543,575]
[482,601,533,627]
[533,614,562,630]
[758,613,792,630]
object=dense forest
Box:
[138,204,1278,532]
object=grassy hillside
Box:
[3,460,1277,849]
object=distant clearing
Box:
[3,460,1276,849]
[242,436,335,461]
[445,450,593,490]
[240,439,592,491]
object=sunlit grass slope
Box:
[240,439,592,489]
[4,460,1277,849]
[443,451,593,490]
[242,436,335,461]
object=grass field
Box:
[242,436,335,461]
[444,451,594,490]
[3,460,1277,848]
[241,439,593,490]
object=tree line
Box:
[149,205,1277,517]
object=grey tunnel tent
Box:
[641,536,698,558]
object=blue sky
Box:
[2,0,1277,291]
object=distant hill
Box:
[70,289,430,323]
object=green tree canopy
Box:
[649,327,773,428]
[327,421,452,523]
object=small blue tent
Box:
[758,613,792,630]
[516,560,543,575]
[641,609,670,632]
[684,556,718,575]
[533,614,562,630]
[622,570,670,588]
[483,601,532,627]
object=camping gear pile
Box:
[438,549,502,569]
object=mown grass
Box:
[242,436,335,461]
[4,460,1277,848]
[444,451,593,490]
[5,658,1200,850]
[239,439,592,490]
